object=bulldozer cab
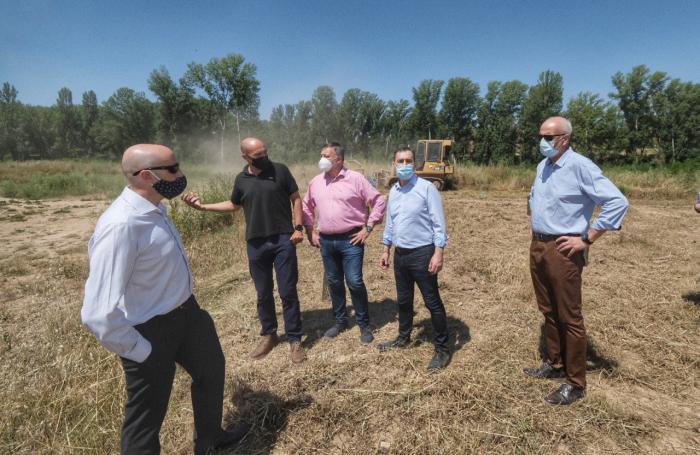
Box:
[416,140,452,170]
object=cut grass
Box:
[0,164,698,454]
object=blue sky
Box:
[2,0,699,117]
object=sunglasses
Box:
[132,163,180,176]
[539,133,566,142]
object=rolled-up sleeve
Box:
[426,185,448,247]
[81,223,152,362]
[361,178,386,225]
[301,185,315,226]
[382,193,394,246]
[578,162,629,231]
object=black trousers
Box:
[394,244,449,351]
[120,295,225,455]
[246,233,303,341]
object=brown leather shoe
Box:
[249,334,278,360]
[289,341,306,364]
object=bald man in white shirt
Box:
[82,144,247,455]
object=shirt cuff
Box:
[123,335,152,363]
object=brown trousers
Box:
[529,239,587,388]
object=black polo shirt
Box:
[231,161,299,241]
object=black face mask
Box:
[251,156,271,170]
[152,175,187,199]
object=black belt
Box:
[319,226,362,240]
[395,244,433,255]
[532,232,580,242]
[173,294,198,312]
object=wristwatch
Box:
[294,224,304,232]
[365,224,374,233]
[582,234,593,245]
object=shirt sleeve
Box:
[577,161,629,231]
[426,184,448,247]
[302,181,315,226]
[360,176,387,225]
[231,175,243,206]
[382,190,394,246]
[281,164,299,195]
[81,222,152,363]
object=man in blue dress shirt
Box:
[378,146,450,371]
[525,117,629,405]
[82,144,247,454]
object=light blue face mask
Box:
[539,137,558,158]
[396,164,415,180]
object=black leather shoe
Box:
[544,383,585,405]
[427,350,451,372]
[208,423,250,453]
[359,326,374,345]
[323,323,348,338]
[523,362,565,379]
[377,336,410,352]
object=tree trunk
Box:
[235,113,242,147]
[220,118,226,164]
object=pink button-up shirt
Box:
[302,167,387,234]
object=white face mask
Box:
[318,157,333,172]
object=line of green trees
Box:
[1,54,698,164]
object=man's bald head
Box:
[540,116,572,136]
[122,144,175,177]
[240,137,267,158]
[539,116,572,158]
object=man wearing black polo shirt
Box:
[181,137,306,364]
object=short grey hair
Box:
[323,142,345,159]
[562,118,573,135]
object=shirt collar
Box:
[549,148,574,168]
[121,186,162,215]
[395,173,418,190]
[325,166,347,182]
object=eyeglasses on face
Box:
[539,133,567,142]
[132,163,180,176]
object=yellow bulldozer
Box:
[375,139,456,190]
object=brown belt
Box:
[532,232,580,242]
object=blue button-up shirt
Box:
[529,148,629,235]
[383,175,448,248]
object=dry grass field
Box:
[1,163,699,454]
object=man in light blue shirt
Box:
[378,146,450,371]
[524,117,629,406]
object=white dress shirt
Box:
[81,187,194,362]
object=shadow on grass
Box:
[413,316,471,354]
[681,292,700,306]
[221,380,313,454]
[537,324,618,372]
[300,298,398,350]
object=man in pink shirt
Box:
[303,142,387,344]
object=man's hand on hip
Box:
[555,236,588,257]
[350,228,370,245]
